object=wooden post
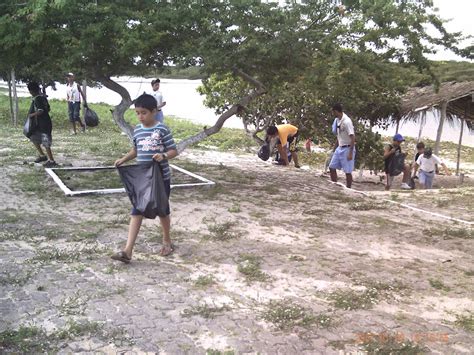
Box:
[456,101,470,176]
[434,100,447,156]
[11,68,19,126]
[416,111,425,143]
[395,117,400,134]
[456,118,464,176]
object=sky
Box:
[428,0,473,61]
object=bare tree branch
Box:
[99,76,134,139]
[176,69,267,153]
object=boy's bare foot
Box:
[111,251,131,263]
[160,244,174,256]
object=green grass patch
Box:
[454,312,474,332]
[358,333,428,354]
[328,279,407,310]
[328,288,379,310]
[349,201,385,211]
[204,220,243,241]
[237,254,269,283]
[429,279,451,292]
[228,203,241,213]
[205,349,235,355]
[182,304,230,319]
[261,299,316,330]
[423,227,473,240]
[0,326,54,354]
[54,169,123,191]
[324,192,358,203]
[0,271,33,287]
[194,275,216,288]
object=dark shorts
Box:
[30,132,52,148]
[68,101,81,122]
[131,179,171,218]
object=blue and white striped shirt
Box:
[133,123,176,181]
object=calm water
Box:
[2,77,472,146]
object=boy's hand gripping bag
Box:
[117,162,169,219]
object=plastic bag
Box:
[117,162,169,218]
[84,107,99,127]
[388,152,405,176]
[258,143,270,161]
[23,116,38,138]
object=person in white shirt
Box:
[328,103,355,188]
[66,73,87,135]
[151,78,166,123]
[413,147,450,189]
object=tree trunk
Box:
[7,73,14,124]
[456,118,464,176]
[11,69,19,126]
[98,76,134,139]
[434,101,447,155]
[395,117,400,134]
[416,111,425,143]
[415,111,425,157]
[176,68,266,153]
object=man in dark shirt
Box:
[27,82,57,167]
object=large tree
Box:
[0,1,470,151]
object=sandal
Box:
[111,251,131,264]
[160,244,174,257]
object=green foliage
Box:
[454,312,474,332]
[237,254,269,283]
[261,299,316,330]
[354,123,385,171]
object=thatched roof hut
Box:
[398,81,473,175]
[399,81,474,125]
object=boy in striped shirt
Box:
[112,94,178,262]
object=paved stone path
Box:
[1,150,473,354]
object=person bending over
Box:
[266,124,300,168]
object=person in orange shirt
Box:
[266,124,300,168]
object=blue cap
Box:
[393,133,405,142]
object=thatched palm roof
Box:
[400,81,474,123]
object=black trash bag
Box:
[117,162,169,219]
[388,152,405,176]
[84,107,99,127]
[23,116,38,138]
[258,143,270,161]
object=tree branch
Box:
[176,69,267,153]
[98,76,134,139]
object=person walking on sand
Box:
[383,134,412,190]
[328,103,355,188]
[27,82,57,168]
[265,124,301,168]
[413,147,451,189]
[112,94,178,263]
[151,78,167,123]
[66,73,87,135]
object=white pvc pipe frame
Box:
[44,164,215,197]
[330,181,473,226]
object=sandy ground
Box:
[0,148,473,354]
